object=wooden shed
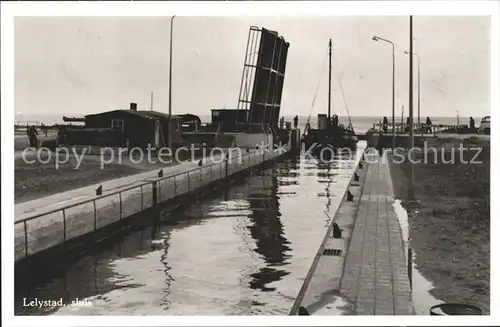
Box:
[84,105,183,149]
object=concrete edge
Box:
[14,148,293,264]
[289,148,366,315]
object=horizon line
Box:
[14,112,489,119]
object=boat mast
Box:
[328,38,332,121]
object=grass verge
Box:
[389,137,490,314]
[15,152,178,203]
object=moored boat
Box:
[302,38,358,157]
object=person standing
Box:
[469,117,475,130]
[293,115,298,129]
[426,117,433,134]
[27,125,38,148]
[382,116,388,133]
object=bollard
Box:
[333,223,342,238]
[298,307,310,315]
[347,190,354,201]
[430,303,482,315]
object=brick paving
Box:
[339,152,414,315]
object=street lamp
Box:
[168,15,176,150]
[372,35,395,149]
[408,15,415,201]
[404,50,421,125]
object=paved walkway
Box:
[339,151,413,315]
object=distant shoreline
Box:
[15,114,486,118]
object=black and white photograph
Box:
[1,1,498,325]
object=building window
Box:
[111,119,124,132]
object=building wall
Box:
[85,111,154,148]
[85,110,184,148]
[227,132,273,149]
[212,109,249,125]
[151,116,183,146]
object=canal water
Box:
[15,150,360,315]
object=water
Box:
[392,199,442,315]
[15,152,359,315]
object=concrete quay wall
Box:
[15,144,292,262]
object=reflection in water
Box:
[158,227,174,310]
[247,168,291,292]
[15,151,360,315]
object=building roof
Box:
[85,110,182,120]
[177,114,201,123]
[211,108,248,112]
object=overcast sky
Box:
[15,16,490,118]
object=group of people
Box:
[382,116,434,133]
[381,116,476,133]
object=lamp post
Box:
[405,50,421,125]
[408,15,415,201]
[372,35,395,149]
[168,15,176,150]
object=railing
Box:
[14,147,288,261]
[372,122,468,135]
[15,121,43,127]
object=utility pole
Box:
[168,15,176,150]
[417,57,421,125]
[401,105,404,127]
[391,42,395,149]
[150,92,154,111]
[408,15,415,201]
[405,50,421,126]
[328,38,332,121]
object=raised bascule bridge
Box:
[181,26,297,151]
[14,26,299,268]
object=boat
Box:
[302,38,358,156]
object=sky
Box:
[15,16,491,118]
